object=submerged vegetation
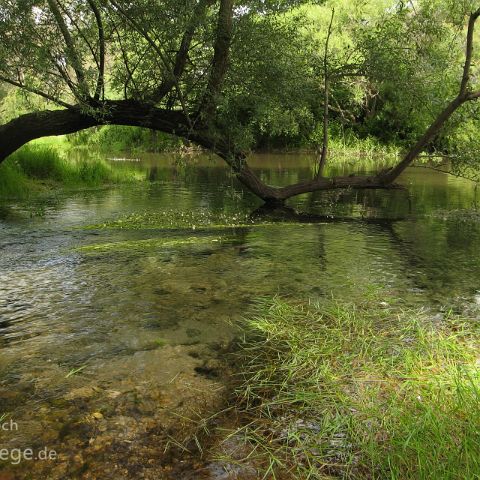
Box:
[74,236,225,254]
[226,296,480,479]
[83,211,254,231]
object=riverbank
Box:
[6,135,468,205]
[0,135,402,201]
[3,292,477,479]
[213,295,480,479]
[0,145,143,199]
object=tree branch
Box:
[0,75,73,108]
[0,101,190,163]
[109,0,171,76]
[46,0,90,99]
[108,18,139,98]
[198,0,234,122]
[460,8,480,96]
[379,8,480,185]
[0,101,400,203]
[58,0,100,70]
[50,58,79,99]
[317,8,335,178]
[467,90,480,101]
[151,0,214,103]
[86,0,106,101]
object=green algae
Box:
[73,236,225,253]
[82,210,318,231]
[83,211,253,230]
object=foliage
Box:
[356,2,462,144]
[436,101,480,182]
[0,87,45,124]
[228,295,480,479]
[68,125,182,152]
[0,0,480,180]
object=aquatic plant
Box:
[74,236,225,254]
[65,365,87,379]
[226,296,480,479]
[83,210,254,231]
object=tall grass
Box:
[14,146,68,180]
[0,145,140,198]
[309,124,401,160]
[327,134,401,159]
[0,160,32,198]
[227,296,480,479]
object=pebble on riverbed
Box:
[2,344,230,480]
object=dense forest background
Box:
[1,0,479,173]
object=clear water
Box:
[0,152,479,478]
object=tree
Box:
[0,0,479,205]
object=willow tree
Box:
[0,0,479,204]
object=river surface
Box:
[0,152,479,479]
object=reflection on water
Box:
[0,152,479,478]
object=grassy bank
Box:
[0,145,141,199]
[68,125,183,152]
[226,296,480,479]
[325,134,400,160]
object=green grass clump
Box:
[75,158,114,184]
[0,145,141,198]
[228,296,480,479]
[0,160,33,198]
[13,146,67,180]
[68,125,182,152]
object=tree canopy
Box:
[0,0,480,202]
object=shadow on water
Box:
[251,202,408,225]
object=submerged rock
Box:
[64,386,97,400]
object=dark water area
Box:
[0,151,479,478]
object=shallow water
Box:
[0,152,479,478]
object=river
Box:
[0,152,479,479]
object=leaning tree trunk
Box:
[1,7,480,204]
[0,100,392,202]
[1,8,479,205]
[0,109,97,161]
[0,94,472,204]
